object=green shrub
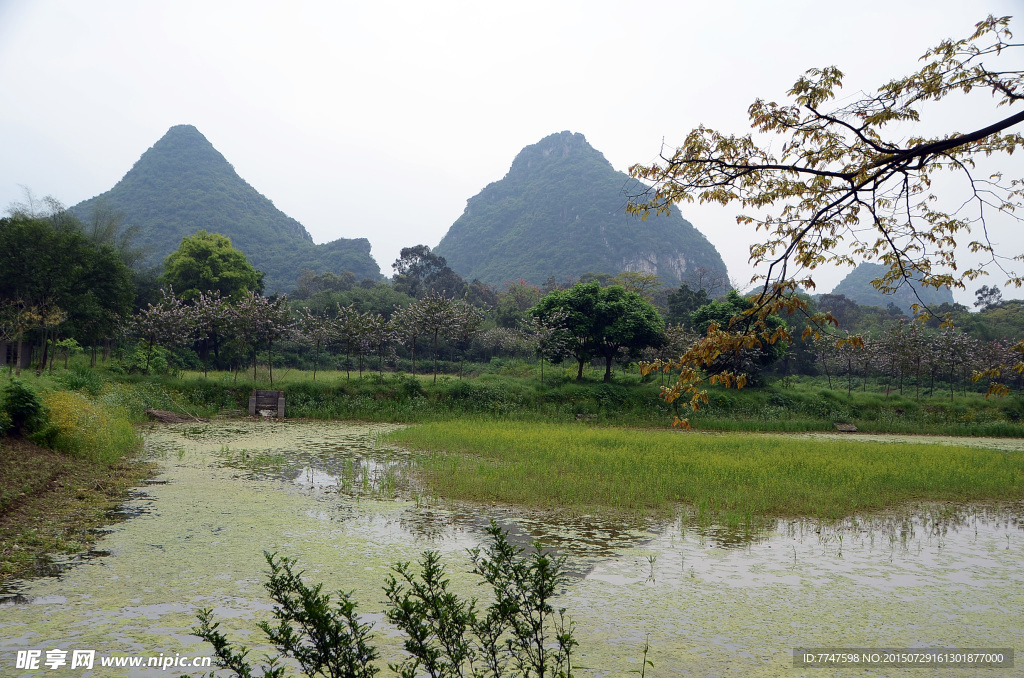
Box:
[56,365,105,396]
[193,525,576,678]
[2,379,46,436]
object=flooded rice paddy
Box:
[1,420,1022,677]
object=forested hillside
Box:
[434,131,729,288]
[70,125,380,293]
[829,262,954,315]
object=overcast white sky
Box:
[1,0,1022,303]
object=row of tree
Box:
[126,278,672,384]
[5,185,1023,397]
[812,320,1024,400]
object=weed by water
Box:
[38,391,139,464]
[388,421,1024,520]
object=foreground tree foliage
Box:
[628,16,1024,420]
[689,291,787,382]
[193,524,576,678]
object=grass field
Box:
[387,421,1024,521]
[11,356,1024,435]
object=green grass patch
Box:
[387,421,1024,520]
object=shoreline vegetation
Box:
[2,360,1023,585]
[386,422,1024,521]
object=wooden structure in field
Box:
[249,390,285,418]
[0,342,32,369]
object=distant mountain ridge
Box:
[433,131,728,288]
[829,262,955,314]
[71,125,380,293]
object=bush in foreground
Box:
[193,524,577,678]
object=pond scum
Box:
[0,420,1021,677]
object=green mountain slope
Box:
[433,131,728,287]
[830,262,954,314]
[71,125,380,293]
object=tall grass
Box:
[388,421,1024,520]
[39,390,140,464]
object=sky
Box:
[1,0,1022,303]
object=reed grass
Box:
[387,421,1024,520]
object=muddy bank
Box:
[0,438,155,583]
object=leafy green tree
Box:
[611,271,662,301]
[162,230,263,302]
[628,16,1024,418]
[465,279,499,309]
[590,286,665,382]
[495,279,542,328]
[531,282,664,382]
[689,291,787,381]
[292,269,356,300]
[0,213,134,365]
[392,245,466,299]
[665,283,711,325]
[975,285,1004,311]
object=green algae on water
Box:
[1,420,1022,678]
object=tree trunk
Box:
[36,328,47,376]
[49,329,59,373]
[604,355,613,382]
[15,329,24,376]
[431,331,439,384]
[313,341,320,381]
[576,357,584,381]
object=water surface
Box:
[1,420,1021,677]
